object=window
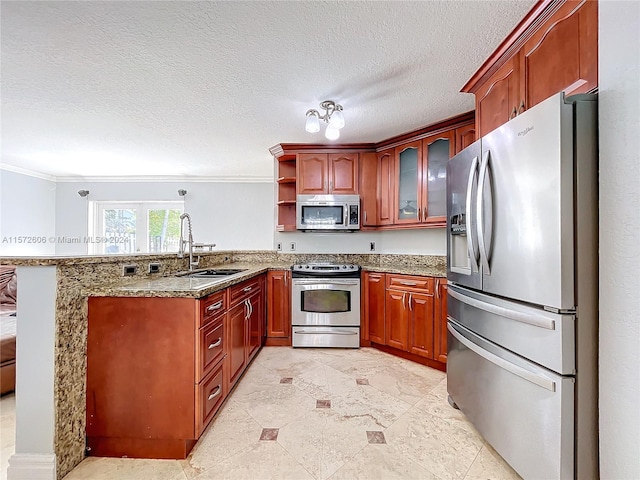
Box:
[90,202,184,254]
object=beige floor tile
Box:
[328,383,412,430]
[182,399,265,479]
[328,444,441,480]
[230,382,317,429]
[464,443,522,480]
[192,441,314,480]
[255,347,323,376]
[14,347,516,480]
[277,409,369,480]
[62,457,187,480]
[366,362,445,405]
[384,401,484,480]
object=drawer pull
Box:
[206,301,223,312]
[208,385,222,400]
[243,286,252,292]
[399,280,418,286]
[208,338,222,349]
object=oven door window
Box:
[300,205,344,226]
[301,289,350,313]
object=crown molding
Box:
[0,163,58,182]
[0,165,272,184]
[55,175,273,183]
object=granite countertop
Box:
[89,262,292,298]
[89,259,446,299]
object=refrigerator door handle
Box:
[465,156,480,272]
[448,287,556,330]
[477,150,493,274]
[447,322,556,392]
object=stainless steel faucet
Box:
[178,213,199,271]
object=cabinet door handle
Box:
[248,299,253,317]
[364,211,367,223]
[208,338,222,349]
[244,299,250,320]
[399,280,418,286]
[409,294,413,311]
[517,100,525,115]
[207,301,223,312]
[243,286,252,292]
[423,207,427,221]
[402,292,406,309]
[329,180,333,191]
[208,385,222,401]
[418,207,422,221]
[510,106,517,119]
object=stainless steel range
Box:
[291,262,361,348]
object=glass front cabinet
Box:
[393,132,454,226]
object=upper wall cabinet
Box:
[462,0,598,138]
[392,130,455,227]
[297,153,359,195]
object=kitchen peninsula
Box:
[1,250,445,478]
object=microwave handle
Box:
[344,207,348,227]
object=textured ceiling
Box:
[1,1,536,180]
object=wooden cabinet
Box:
[474,56,521,138]
[275,154,297,231]
[297,153,359,195]
[362,272,446,369]
[359,149,394,227]
[434,278,448,364]
[392,132,454,227]
[362,272,386,345]
[384,275,435,358]
[86,293,228,459]
[227,275,265,390]
[463,0,597,138]
[266,270,291,345]
[86,274,266,460]
[520,0,597,109]
[455,123,477,154]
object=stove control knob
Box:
[305,265,310,269]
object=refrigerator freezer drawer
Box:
[447,321,574,480]
[448,284,575,375]
[292,326,360,348]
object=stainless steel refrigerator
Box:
[446,92,598,480]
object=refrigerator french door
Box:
[446,93,598,480]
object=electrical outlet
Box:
[370,242,376,252]
[276,242,282,251]
[148,263,161,274]
[289,242,296,251]
[122,264,138,276]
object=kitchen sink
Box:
[184,268,247,278]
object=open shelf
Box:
[277,176,296,184]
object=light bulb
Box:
[329,109,345,129]
[325,125,340,140]
[305,112,320,133]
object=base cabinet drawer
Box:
[199,318,224,380]
[196,358,225,436]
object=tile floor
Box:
[1,347,522,480]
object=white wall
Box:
[598,2,640,479]
[0,169,56,255]
[55,180,275,254]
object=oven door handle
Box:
[294,329,359,335]
[292,279,360,286]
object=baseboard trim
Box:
[7,453,56,480]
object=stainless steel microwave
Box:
[296,194,360,231]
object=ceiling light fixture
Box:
[305,100,345,140]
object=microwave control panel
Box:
[349,205,359,226]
